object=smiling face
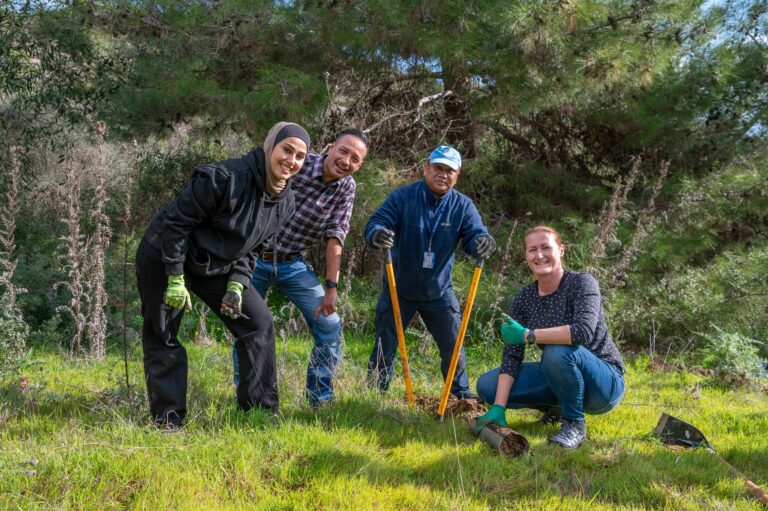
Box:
[423,162,460,196]
[269,137,307,181]
[322,134,368,183]
[524,231,565,279]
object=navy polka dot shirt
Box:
[500,271,625,379]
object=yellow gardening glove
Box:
[164,274,192,311]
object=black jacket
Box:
[144,148,295,287]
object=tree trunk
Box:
[441,60,475,157]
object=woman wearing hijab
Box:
[136,122,311,427]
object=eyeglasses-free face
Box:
[422,162,460,196]
[524,231,565,279]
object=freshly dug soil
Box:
[412,394,487,419]
[480,422,530,457]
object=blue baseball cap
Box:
[428,145,462,171]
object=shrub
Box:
[699,326,764,383]
[612,243,768,352]
[134,137,231,226]
[0,294,29,376]
[33,314,75,350]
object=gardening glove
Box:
[221,281,245,319]
[164,274,192,312]
[475,234,497,259]
[500,315,527,345]
[372,228,395,249]
[475,404,508,433]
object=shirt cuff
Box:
[325,229,347,246]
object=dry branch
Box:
[363,90,453,135]
[56,152,86,357]
[588,156,642,274]
[85,121,110,360]
[610,160,670,287]
[0,147,24,306]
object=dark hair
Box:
[336,128,370,149]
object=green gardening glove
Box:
[164,274,192,311]
[221,281,245,319]
[500,315,527,346]
[475,404,508,434]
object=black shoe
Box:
[309,398,333,410]
[366,372,389,393]
[153,419,182,432]
[454,392,479,401]
[548,418,587,449]
[538,406,562,425]
[153,410,183,430]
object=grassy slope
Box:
[1,334,767,511]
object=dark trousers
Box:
[368,288,471,397]
[136,238,278,425]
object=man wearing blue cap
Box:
[365,145,496,398]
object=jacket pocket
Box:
[186,244,230,276]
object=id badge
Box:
[423,251,435,269]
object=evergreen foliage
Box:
[0,0,765,378]
[0,0,129,146]
[700,325,764,382]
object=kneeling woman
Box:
[136,122,310,427]
[475,226,625,448]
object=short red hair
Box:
[523,225,563,249]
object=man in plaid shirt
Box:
[233,128,369,407]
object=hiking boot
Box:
[548,418,587,449]
[538,406,562,425]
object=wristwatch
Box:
[325,279,338,289]
[526,329,536,345]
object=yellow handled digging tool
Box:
[385,248,414,405]
[437,258,484,417]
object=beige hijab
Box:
[262,122,310,197]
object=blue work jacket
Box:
[365,180,489,302]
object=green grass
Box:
[1,335,767,510]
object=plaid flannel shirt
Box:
[264,152,356,255]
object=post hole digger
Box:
[376,247,528,457]
[372,234,492,406]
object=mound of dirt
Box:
[412,394,487,419]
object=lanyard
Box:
[422,186,449,251]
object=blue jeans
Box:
[476,345,624,421]
[368,288,472,397]
[233,255,342,405]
